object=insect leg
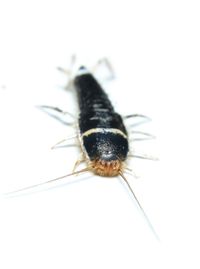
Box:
[129,137,155,142]
[131,130,155,137]
[51,135,78,149]
[124,114,151,128]
[72,154,85,172]
[37,105,76,126]
[38,105,75,118]
[129,131,156,141]
[129,153,158,161]
[124,114,151,120]
[124,167,139,178]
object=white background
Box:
[0,0,200,268]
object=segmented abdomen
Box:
[74,73,127,134]
[74,72,129,163]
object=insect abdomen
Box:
[74,71,129,176]
[74,73,127,134]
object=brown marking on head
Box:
[90,159,123,177]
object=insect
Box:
[7,58,158,238]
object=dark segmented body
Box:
[74,70,129,163]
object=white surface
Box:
[0,0,200,268]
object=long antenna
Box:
[119,172,160,241]
[5,168,89,195]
